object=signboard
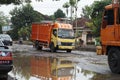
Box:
[2,26,12,32]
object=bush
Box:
[95,37,100,46]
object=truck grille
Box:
[61,42,72,46]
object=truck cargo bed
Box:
[31,23,52,44]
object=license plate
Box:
[0,60,10,64]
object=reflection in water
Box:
[8,53,118,80]
[74,66,94,80]
[9,54,31,80]
[31,56,74,80]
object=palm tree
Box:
[63,2,70,18]
[69,0,76,22]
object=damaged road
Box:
[7,44,120,80]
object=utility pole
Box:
[75,3,78,38]
[75,0,79,39]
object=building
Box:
[73,17,94,45]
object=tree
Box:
[0,0,59,5]
[69,0,80,22]
[81,5,92,19]
[0,0,31,5]
[54,9,65,19]
[82,0,111,37]
[10,4,44,39]
[69,0,76,21]
[0,11,9,26]
[10,4,43,28]
[18,26,31,40]
[63,2,70,17]
[0,11,10,33]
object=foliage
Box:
[0,0,60,5]
[0,11,10,34]
[10,4,43,28]
[63,2,70,17]
[49,15,55,20]
[0,12,9,26]
[10,4,44,40]
[18,26,31,40]
[95,37,100,46]
[82,0,111,37]
[69,0,76,7]
[69,0,80,21]
[54,9,66,19]
[81,6,92,19]
[0,0,31,5]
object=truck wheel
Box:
[108,48,120,73]
[36,44,42,50]
[50,43,56,52]
[66,49,71,53]
[36,45,42,50]
[35,41,42,50]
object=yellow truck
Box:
[31,22,75,52]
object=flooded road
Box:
[5,44,120,80]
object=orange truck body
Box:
[101,1,120,54]
[31,22,73,45]
[31,22,75,52]
[31,22,52,45]
[100,0,120,73]
[31,56,74,80]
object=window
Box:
[117,9,120,24]
[53,29,57,37]
[104,10,114,25]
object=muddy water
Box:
[8,53,120,80]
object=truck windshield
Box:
[58,29,74,39]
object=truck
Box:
[31,22,75,52]
[100,0,120,73]
[31,56,74,80]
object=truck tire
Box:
[50,43,56,52]
[35,41,42,50]
[66,49,71,53]
[36,45,42,50]
[108,47,120,73]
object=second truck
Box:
[31,22,75,52]
[100,0,120,73]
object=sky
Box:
[0,0,99,18]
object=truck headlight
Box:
[58,41,61,45]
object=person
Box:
[79,39,84,47]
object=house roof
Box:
[73,17,90,29]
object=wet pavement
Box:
[4,44,120,80]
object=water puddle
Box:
[8,53,120,80]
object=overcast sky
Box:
[0,0,99,17]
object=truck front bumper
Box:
[57,45,75,50]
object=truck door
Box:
[101,9,115,43]
[51,29,57,47]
